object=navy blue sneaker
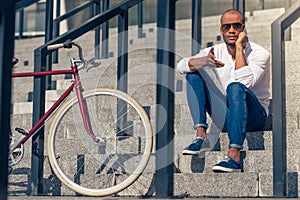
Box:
[182,138,204,155]
[212,157,241,172]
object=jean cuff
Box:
[193,123,208,130]
[229,144,243,150]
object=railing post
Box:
[45,0,54,89]
[95,0,101,59]
[285,0,291,41]
[31,49,47,195]
[101,0,109,58]
[0,1,15,199]
[116,10,129,136]
[117,10,128,93]
[30,2,54,193]
[233,0,245,19]
[271,2,300,196]
[271,21,287,198]
[53,19,59,63]
[156,0,175,197]
[53,0,60,63]
[138,2,145,38]
[18,9,24,39]
[192,0,202,55]
[89,0,94,18]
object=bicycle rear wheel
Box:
[47,88,153,196]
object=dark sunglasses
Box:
[221,23,244,32]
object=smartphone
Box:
[242,27,248,48]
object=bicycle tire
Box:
[47,88,153,196]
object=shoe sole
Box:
[212,166,241,173]
[182,150,201,155]
[182,147,210,155]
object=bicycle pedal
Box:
[15,127,29,136]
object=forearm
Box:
[235,45,247,70]
[188,58,204,71]
[177,56,210,73]
[177,47,224,73]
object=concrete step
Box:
[7,156,274,197]
[10,113,33,132]
[8,173,30,196]
[176,150,272,174]
[7,149,274,197]
[11,101,56,114]
[173,172,272,197]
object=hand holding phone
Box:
[236,27,248,48]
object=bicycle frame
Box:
[10,61,97,153]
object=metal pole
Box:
[30,52,47,195]
[117,11,128,93]
[18,9,24,39]
[45,0,54,89]
[95,0,101,59]
[101,0,109,58]
[0,1,15,199]
[233,0,245,19]
[271,2,300,196]
[156,0,175,197]
[117,10,129,135]
[138,2,145,38]
[192,0,202,55]
[89,0,94,18]
[53,0,61,63]
[272,21,287,198]
[53,19,59,63]
[284,0,291,41]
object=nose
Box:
[228,26,237,33]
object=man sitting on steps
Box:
[177,9,270,172]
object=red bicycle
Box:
[9,40,153,196]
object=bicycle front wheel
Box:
[47,88,153,196]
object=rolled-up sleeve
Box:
[177,48,210,74]
[234,47,270,88]
[177,58,192,74]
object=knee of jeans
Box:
[186,72,202,84]
[226,82,245,94]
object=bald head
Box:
[220,9,244,25]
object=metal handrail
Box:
[37,0,141,54]
[15,0,39,11]
[54,1,94,23]
[31,0,143,194]
[15,0,40,39]
[271,0,300,197]
[53,0,99,63]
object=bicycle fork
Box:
[72,62,100,143]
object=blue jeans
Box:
[186,71,267,149]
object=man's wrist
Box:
[235,43,244,51]
[188,59,196,71]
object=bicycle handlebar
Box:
[47,39,84,61]
[47,39,74,51]
[47,43,64,51]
